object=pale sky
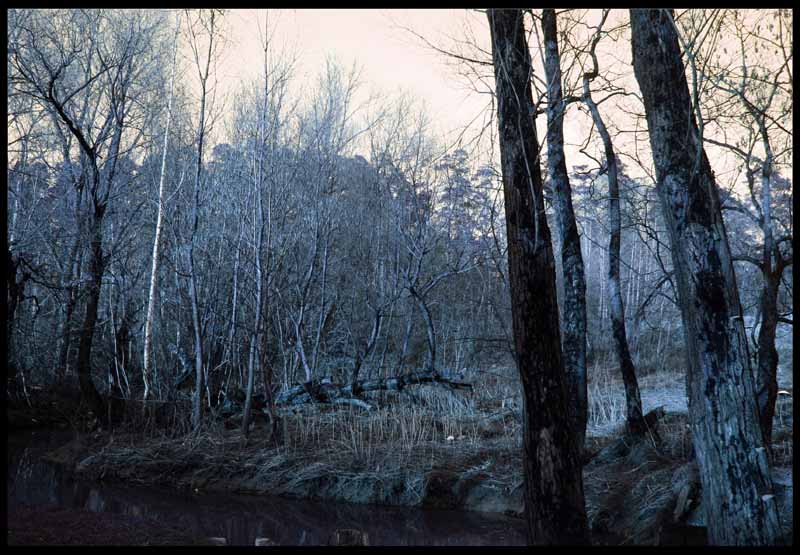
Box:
[183,8,790,189]
[205,9,634,173]
[214,9,490,148]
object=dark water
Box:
[7,431,526,546]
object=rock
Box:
[206,537,227,545]
[254,537,277,546]
[328,529,369,546]
[463,480,524,517]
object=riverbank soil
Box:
[8,365,793,545]
[7,504,198,546]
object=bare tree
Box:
[143,11,181,404]
[11,9,160,418]
[183,8,224,430]
[580,10,644,434]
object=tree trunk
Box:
[752,125,782,446]
[411,288,436,373]
[630,8,782,545]
[6,249,30,386]
[6,250,21,342]
[58,234,84,380]
[351,310,382,389]
[187,11,216,431]
[242,289,260,436]
[243,147,265,437]
[540,9,588,448]
[755,269,780,444]
[277,369,472,407]
[487,9,590,545]
[76,212,106,418]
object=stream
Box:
[7,430,527,546]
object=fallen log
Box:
[275,370,473,409]
[584,406,666,466]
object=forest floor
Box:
[8,357,795,545]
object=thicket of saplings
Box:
[9,139,788,459]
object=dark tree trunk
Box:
[58,242,83,381]
[541,9,588,448]
[410,288,436,373]
[630,9,782,545]
[755,269,781,444]
[76,212,106,419]
[6,249,30,388]
[606,153,645,434]
[6,249,22,339]
[580,12,644,434]
[487,9,590,545]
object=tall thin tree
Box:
[486,8,590,545]
[540,8,589,447]
[242,10,271,437]
[581,10,644,434]
[185,9,221,430]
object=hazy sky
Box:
[216,9,490,146]
[191,8,790,189]
[207,9,622,173]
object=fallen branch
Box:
[275,370,473,408]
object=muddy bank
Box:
[52,432,527,518]
[28,405,795,545]
[8,430,527,546]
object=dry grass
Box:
[90,360,693,489]
[69,359,791,546]
[78,367,525,500]
[587,355,688,438]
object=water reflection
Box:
[7,431,526,546]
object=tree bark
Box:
[187,10,217,431]
[276,369,472,408]
[410,287,437,373]
[57,235,83,380]
[487,9,590,545]
[540,8,588,448]
[755,268,781,444]
[243,41,269,435]
[630,8,782,545]
[76,211,106,418]
[750,107,784,446]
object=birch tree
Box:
[143,11,181,403]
